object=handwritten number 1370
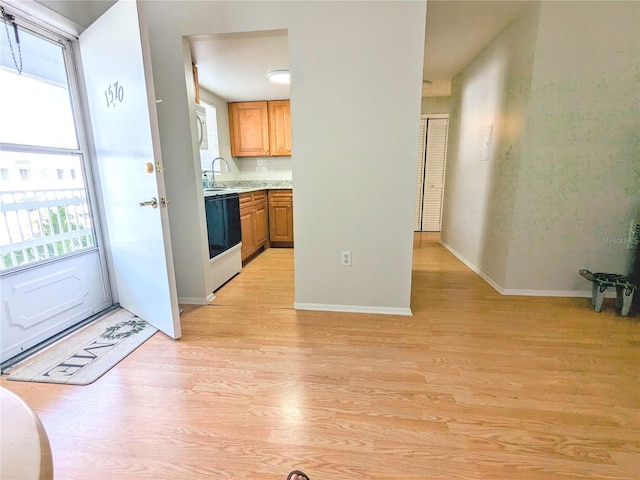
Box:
[104,82,124,108]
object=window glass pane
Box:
[0,151,95,270]
[0,25,78,149]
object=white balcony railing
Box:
[0,188,95,271]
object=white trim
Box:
[501,289,608,298]
[294,303,413,316]
[439,239,504,293]
[420,113,449,120]
[178,297,209,306]
[178,292,216,305]
[440,239,617,298]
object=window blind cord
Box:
[1,7,23,74]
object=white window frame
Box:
[0,6,105,275]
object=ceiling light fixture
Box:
[267,69,290,84]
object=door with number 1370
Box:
[79,0,181,339]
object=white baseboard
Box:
[294,302,413,316]
[438,239,614,298]
[177,297,209,305]
[439,239,504,293]
[501,289,600,297]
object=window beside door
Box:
[0,22,96,271]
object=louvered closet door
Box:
[414,117,449,232]
[414,118,428,231]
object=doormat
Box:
[6,309,157,386]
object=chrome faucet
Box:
[210,157,231,188]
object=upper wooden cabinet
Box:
[229,102,270,157]
[229,100,291,157]
[268,100,292,156]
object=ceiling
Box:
[422,0,532,97]
[36,0,533,101]
[191,0,533,102]
[190,30,290,103]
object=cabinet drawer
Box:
[239,192,253,210]
[252,191,267,205]
[268,189,292,201]
[239,190,267,210]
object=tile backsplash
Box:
[217,155,293,182]
[203,143,293,182]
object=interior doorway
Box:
[414,114,449,232]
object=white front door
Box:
[0,14,112,363]
[79,1,181,339]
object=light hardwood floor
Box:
[2,233,639,479]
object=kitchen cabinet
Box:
[268,100,292,156]
[239,190,268,263]
[268,189,294,245]
[229,102,270,157]
[229,100,291,157]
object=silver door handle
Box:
[139,197,158,208]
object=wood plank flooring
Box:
[2,233,639,479]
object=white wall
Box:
[290,2,424,314]
[421,96,450,115]
[144,1,426,312]
[442,1,640,295]
[506,1,640,293]
[441,3,540,288]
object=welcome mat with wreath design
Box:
[6,308,157,385]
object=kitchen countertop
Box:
[203,181,292,197]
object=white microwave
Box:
[195,104,208,150]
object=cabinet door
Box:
[239,193,255,261]
[229,102,269,157]
[268,100,292,156]
[268,190,293,244]
[269,203,293,242]
[254,192,269,246]
[240,207,255,261]
[255,205,268,246]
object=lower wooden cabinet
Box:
[268,189,294,245]
[239,189,293,263]
[239,190,268,263]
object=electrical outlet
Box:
[341,251,352,266]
